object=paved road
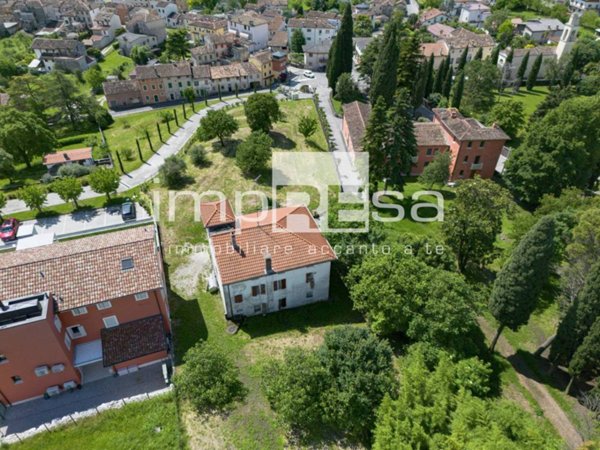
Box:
[287,67,365,194]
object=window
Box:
[234,294,243,303]
[279,298,287,309]
[96,301,112,310]
[467,141,473,148]
[67,325,87,339]
[54,315,62,332]
[306,273,314,283]
[11,376,22,385]
[260,284,266,295]
[253,304,261,313]
[71,307,88,317]
[474,155,481,164]
[168,82,173,88]
[306,291,313,298]
[121,258,134,271]
[103,316,119,328]
[143,85,147,91]
[34,365,49,377]
[135,292,149,301]
[273,279,286,291]
[463,155,469,162]
[459,170,464,177]
[480,141,485,148]
[64,334,71,350]
[151,84,155,90]
[0,354,7,364]
[426,148,433,156]
[252,285,259,296]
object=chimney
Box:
[451,110,458,119]
[231,232,240,253]
[264,254,272,274]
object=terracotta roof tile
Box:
[414,122,448,147]
[343,101,371,153]
[101,315,167,367]
[434,108,510,141]
[200,200,236,228]
[43,147,92,165]
[0,226,164,311]
[210,206,335,285]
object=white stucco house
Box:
[201,200,336,320]
[228,14,269,52]
[287,17,337,48]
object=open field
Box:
[496,86,550,120]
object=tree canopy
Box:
[197,109,239,146]
[243,93,281,133]
[236,131,272,175]
[326,3,353,91]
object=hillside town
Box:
[0,0,599,448]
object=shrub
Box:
[120,147,135,161]
[160,155,187,188]
[236,131,272,175]
[40,173,54,184]
[175,342,246,412]
[160,111,174,123]
[188,144,208,167]
[57,164,90,178]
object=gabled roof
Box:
[414,122,449,147]
[343,101,371,152]
[445,27,495,49]
[288,17,335,29]
[0,226,164,311]
[434,108,510,141]
[200,200,236,228]
[102,79,139,96]
[419,8,445,22]
[32,37,81,51]
[209,206,336,285]
[43,147,92,165]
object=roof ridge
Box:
[0,231,155,271]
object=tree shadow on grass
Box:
[240,271,364,339]
[305,139,325,151]
[211,139,241,157]
[269,131,296,150]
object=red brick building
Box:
[0,226,171,406]
[341,102,509,182]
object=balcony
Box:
[471,163,483,170]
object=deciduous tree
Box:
[236,131,272,175]
[88,168,120,199]
[243,93,281,133]
[166,29,191,60]
[419,152,451,188]
[461,60,500,115]
[487,99,524,141]
[52,177,83,208]
[18,185,46,212]
[197,109,239,146]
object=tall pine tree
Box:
[362,97,389,186]
[433,58,446,95]
[473,47,483,60]
[412,62,428,108]
[326,4,353,92]
[370,20,399,105]
[442,66,453,98]
[526,54,542,91]
[550,261,600,367]
[566,317,600,393]
[424,54,435,98]
[397,33,422,93]
[457,46,469,71]
[489,216,556,351]
[387,89,417,189]
[451,71,465,108]
[515,51,530,90]
[490,46,500,65]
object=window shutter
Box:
[281,279,287,289]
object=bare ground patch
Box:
[170,250,212,299]
[242,329,327,365]
[181,407,231,450]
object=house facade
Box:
[30,37,95,72]
[200,201,336,320]
[458,3,490,27]
[420,28,496,69]
[287,17,337,48]
[117,32,158,56]
[0,226,171,406]
[228,14,269,51]
[302,42,330,70]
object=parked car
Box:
[121,201,136,221]
[303,70,315,78]
[0,218,20,242]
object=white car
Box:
[303,70,315,78]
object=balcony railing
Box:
[471,163,483,170]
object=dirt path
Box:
[478,317,583,450]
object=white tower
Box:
[556,13,581,61]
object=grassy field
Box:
[496,86,550,120]
[98,49,134,76]
[9,393,183,450]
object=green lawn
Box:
[98,49,134,77]
[9,393,183,450]
[496,86,550,120]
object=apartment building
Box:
[420,27,496,69]
[29,38,95,72]
[287,17,337,47]
[228,13,269,51]
[0,226,171,406]
[200,200,336,319]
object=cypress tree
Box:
[515,51,530,90]
[388,89,417,189]
[506,48,514,64]
[397,33,422,92]
[412,63,427,109]
[451,71,464,108]
[490,45,500,65]
[473,47,483,61]
[550,261,600,367]
[489,216,556,351]
[442,65,453,98]
[433,58,446,94]
[526,54,542,91]
[566,317,600,393]
[326,4,353,92]
[424,54,435,98]
[362,97,389,185]
[457,46,468,71]
[370,21,399,105]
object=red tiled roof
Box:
[210,206,336,285]
[0,226,164,311]
[101,315,167,367]
[43,147,92,166]
[200,200,236,228]
[343,101,371,153]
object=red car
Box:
[0,218,19,242]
